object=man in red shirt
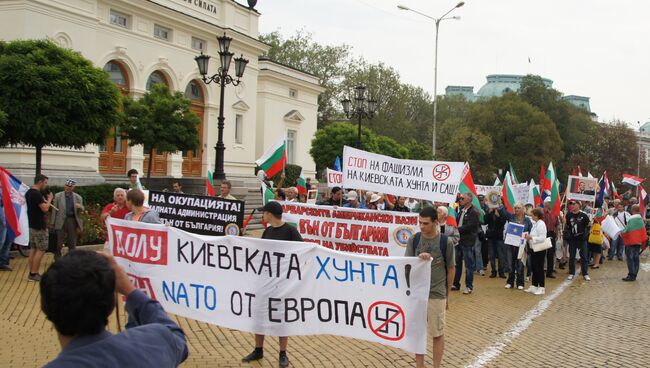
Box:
[100,188,129,222]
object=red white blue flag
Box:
[0,167,30,245]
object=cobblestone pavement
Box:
[1,250,648,367]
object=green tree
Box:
[375,135,409,159]
[0,109,6,138]
[120,84,200,182]
[0,39,120,174]
[404,140,433,160]
[589,121,638,182]
[310,122,378,177]
[260,30,352,126]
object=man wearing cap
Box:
[51,180,84,260]
[343,190,365,209]
[242,201,302,367]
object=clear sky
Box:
[256,0,650,127]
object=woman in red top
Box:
[100,188,129,221]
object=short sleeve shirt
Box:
[26,188,46,230]
[406,234,455,299]
[262,223,303,242]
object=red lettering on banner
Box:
[328,172,343,184]
[127,273,158,300]
[347,157,368,169]
[112,225,168,265]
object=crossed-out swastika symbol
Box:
[367,301,406,341]
[432,164,451,181]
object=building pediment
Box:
[232,100,250,111]
[284,109,304,123]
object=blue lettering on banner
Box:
[162,280,217,311]
[315,256,399,288]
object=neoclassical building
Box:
[0,0,323,184]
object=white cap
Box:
[347,190,358,200]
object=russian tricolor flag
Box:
[0,167,30,245]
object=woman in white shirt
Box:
[525,208,548,295]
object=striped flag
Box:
[493,177,502,186]
[459,163,484,222]
[620,215,648,246]
[509,163,519,184]
[596,173,609,208]
[502,171,516,214]
[545,163,561,217]
[622,173,644,187]
[0,167,30,245]
[296,172,307,196]
[256,138,287,178]
[640,185,648,219]
[447,205,458,227]
[610,179,620,199]
[528,179,541,207]
[206,170,216,196]
[577,166,583,177]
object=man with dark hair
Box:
[126,169,141,190]
[564,200,591,281]
[242,201,302,367]
[321,187,343,206]
[406,206,455,368]
[452,192,480,294]
[125,190,160,224]
[40,250,188,367]
[171,181,183,193]
[218,180,236,200]
[26,174,53,281]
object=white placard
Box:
[326,168,343,188]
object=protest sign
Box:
[504,222,525,246]
[327,168,343,188]
[513,183,529,205]
[566,175,598,202]
[601,215,621,240]
[105,218,431,354]
[148,191,244,236]
[280,202,419,257]
[476,185,501,196]
[307,190,318,204]
[342,146,464,203]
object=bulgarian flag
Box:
[447,205,458,227]
[509,163,519,184]
[622,173,644,187]
[545,163,561,217]
[528,179,541,207]
[256,138,287,178]
[493,177,502,186]
[502,171,516,214]
[577,165,583,177]
[538,163,546,200]
[296,172,308,196]
[260,182,276,228]
[206,170,216,196]
[620,214,648,246]
[459,163,484,222]
[610,179,620,199]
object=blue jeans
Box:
[474,239,484,272]
[609,236,624,260]
[488,239,507,276]
[568,239,589,276]
[453,244,475,289]
[507,245,524,287]
[625,245,641,280]
[0,221,9,267]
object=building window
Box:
[146,71,168,91]
[103,61,127,87]
[289,88,298,98]
[287,129,296,164]
[114,127,123,153]
[191,37,206,52]
[110,10,129,28]
[234,114,244,144]
[185,80,203,101]
[154,24,172,41]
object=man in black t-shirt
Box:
[242,201,302,367]
[564,200,591,281]
[26,174,53,282]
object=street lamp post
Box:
[195,33,249,181]
[398,2,464,158]
[341,85,378,149]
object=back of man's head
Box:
[40,251,116,337]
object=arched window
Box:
[146,71,168,91]
[184,80,203,102]
[103,61,129,92]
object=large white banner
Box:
[326,168,343,188]
[476,185,501,196]
[106,218,431,354]
[342,146,464,203]
[280,202,420,257]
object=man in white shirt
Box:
[609,203,630,261]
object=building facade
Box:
[0,0,322,184]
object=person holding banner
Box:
[609,203,630,261]
[100,188,130,222]
[40,251,189,367]
[125,190,161,224]
[343,190,365,209]
[452,193,480,295]
[405,207,455,368]
[242,201,302,367]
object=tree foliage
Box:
[0,39,121,174]
[120,84,200,181]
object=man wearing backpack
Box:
[405,207,455,368]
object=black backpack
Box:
[412,232,449,271]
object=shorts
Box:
[29,228,49,251]
[427,298,446,338]
[588,243,602,254]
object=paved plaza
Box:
[1,249,648,368]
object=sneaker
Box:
[242,349,264,362]
[517,285,524,290]
[505,283,512,289]
[533,287,546,295]
[0,265,12,271]
[525,286,538,293]
[567,274,574,280]
[27,273,41,282]
[622,276,635,282]
[279,353,289,368]
[583,275,591,281]
[450,285,459,291]
[462,287,472,294]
